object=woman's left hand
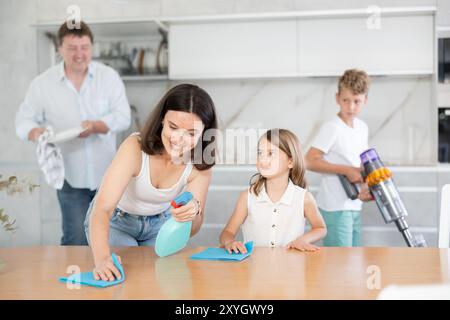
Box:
[171,199,200,222]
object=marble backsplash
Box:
[124,75,436,166]
[3,73,435,166]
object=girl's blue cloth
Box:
[190,241,254,261]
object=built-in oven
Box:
[438,38,450,163]
[439,108,450,163]
[439,38,450,83]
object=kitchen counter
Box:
[0,246,449,300]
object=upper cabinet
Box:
[169,19,298,79]
[168,7,436,79]
[297,15,434,76]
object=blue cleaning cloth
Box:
[59,253,124,288]
[190,241,254,261]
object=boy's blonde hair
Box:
[338,69,370,95]
[250,129,307,196]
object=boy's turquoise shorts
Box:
[319,209,361,247]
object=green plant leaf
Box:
[1,174,39,233]
[0,210,17,232]
[8,176,17,184]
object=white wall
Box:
[0,0,43,246]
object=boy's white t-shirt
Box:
[311,115,369,212]
[242,180,306,247]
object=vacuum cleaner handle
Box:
[338,175,359,200]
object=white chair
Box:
[439,184,450,248]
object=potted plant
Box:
[0,175,39,272]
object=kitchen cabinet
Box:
[169,19,298,79]
[297,15,434,76]
[168,7,435,79]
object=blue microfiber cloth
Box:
[190,241,254,261]
[59,253,124,288]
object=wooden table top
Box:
[0,246,449,300]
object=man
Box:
[15,21,131,245]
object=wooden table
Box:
[0,246,449,300]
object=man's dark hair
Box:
[57,21,94,46]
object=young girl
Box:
[220,129,326,253]
[85,84,218,281]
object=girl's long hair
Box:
[250,129,307,196]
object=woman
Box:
[84,84,218,281]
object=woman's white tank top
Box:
[117,147,193,216]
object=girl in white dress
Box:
[220,129,327,253]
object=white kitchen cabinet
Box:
[297,15,434,76]
[168,20,298,79]
[168,7,435,79]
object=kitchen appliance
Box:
[439,108,450,163]
[438,38,450,84]
[360,148,426,247]
[338,149,427,247]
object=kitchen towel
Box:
[59,253,125,288]
[190,241,254,261]
[36,127,65,189]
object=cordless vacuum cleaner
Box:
[339,148,426,247]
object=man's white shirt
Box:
[15,61,131,190]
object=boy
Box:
[305,69,372,247]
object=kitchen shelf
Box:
[34,19,168,81]
[121,74,168,82]
[170,70,434,81]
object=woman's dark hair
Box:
[140,84,218,170]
